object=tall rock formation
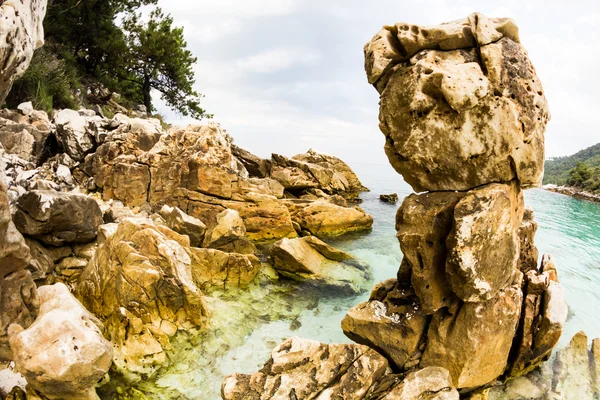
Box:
[342,12,566,390]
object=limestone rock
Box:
[0,0,47,104]
[342,280,428,370]
[270,236,371,294]
[203,209,255,254]
[396,191,463,313]
[23,239,54,281]
[552,332,599,399]
[288,200,373,238]
[445,182,523,302]
[380,367,459,400]
[221,337,390,400]
[420,279,523,388]
[189,247,261,291]
[379,193,398,203]
[13,190,103,246]
[8,283,112,400]
[231,144,270,178]
[518,207,539,273]
[369,15,548,192]
[161,205,206,248]
[54,109,100,162]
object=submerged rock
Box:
[221,337,390,400]
[13,190,103,246]
[8,283,112,400]
[269,236,371,294]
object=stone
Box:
[342,281,428,370]
[162,205,206,247]
[288,200,373,238]
[445,182,523,302]
[552,331,600,400]
[396,191,464,313]
[202,209,255,254]
[23,239,54,280]
[270,236,371,294]
[420,279,523,388]
[0,0,47,104]
[189,248,261,291]
[16,103,33,116]
[231,144,269,178]
[518,207,539,273]
[54,109,98,162]
[8,283,112,400]
[369,16,548,192]
[379,193,398,203]
[221,337,390,400]
[0,128,35,161]
[380,367,459,400]
[13,190,103,246]
[75,217,208,375]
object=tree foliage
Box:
[6,0,209,118]
[544,142,600,186]
[566,162,600,194]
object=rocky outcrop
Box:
[0,0,48,104]
[221,337,391,400]
[367,14,549,192]
[286,200,373,238]
[269,236,371,294]
[376,367,459,400]
[13,190,103,246]
[160,205,206,247]
[8,283,112,400]
[202,209,255,254]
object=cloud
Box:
[235,48,320,73]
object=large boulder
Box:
[221,337,390,400]
[287,200,373,238]
[0,0,47,103]
[13,190,103,246]
[75,218,208,376]
[189,248,261,291]
[202,209,255,254]
[8,283,112,400]
[54,109,99,162]
[160,205,206,247]
[342,279,429,370]
[269,236,371,294]
[367,14,549,192]
[420,278,523,388]
[445,182,524,302]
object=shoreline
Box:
[544,185,600,204]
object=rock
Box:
[8,283,112,400]
[23,239,54,280]
[270,236,371,294]
[103,200,136,223]
[221,337,390,400]
[518,207,539,273]
[0,128,35,162]
[189,248,261,291]
[231,144,269,178]
[552,332,600,399]
[379,367,459,400]
[445,182,523,302]
[16,103,33,117]
[202,209,255,254]
[75,217,208,376]
[396,191,464,314]
[369,16,548,192]
[420,279,523,388]
[13,190,103,246]
[0,0,47,104]
[161,205,206,247]
[288,200,373,238]
[379,193,398,203]
[54,109,98,162]
[342,280,428,370]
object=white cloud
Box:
[235,48,320,73]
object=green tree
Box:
[567,162,592,187]
[122,9,210,119]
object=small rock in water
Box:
[379,193,399,203]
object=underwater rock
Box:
[221,337,390,400]
[269,235,371,294]
[202,209,255,254]
[8,283,112,400]
[13,190,103,246]
[367,14,548,192]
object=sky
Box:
[152,0,600,165]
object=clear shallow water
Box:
[119,161,600,399]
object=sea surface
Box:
[127,161,600,399]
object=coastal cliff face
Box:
[221,13,589,400]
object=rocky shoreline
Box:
[545,185,600,204]
[0,3,598,400]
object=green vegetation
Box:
[5,0,209,118]
[544,142,600,194]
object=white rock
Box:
[17,102,33,116]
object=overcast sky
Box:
[153,0,600,164]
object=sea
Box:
[120,161,600,399]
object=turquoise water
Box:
[127,161,600,399]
